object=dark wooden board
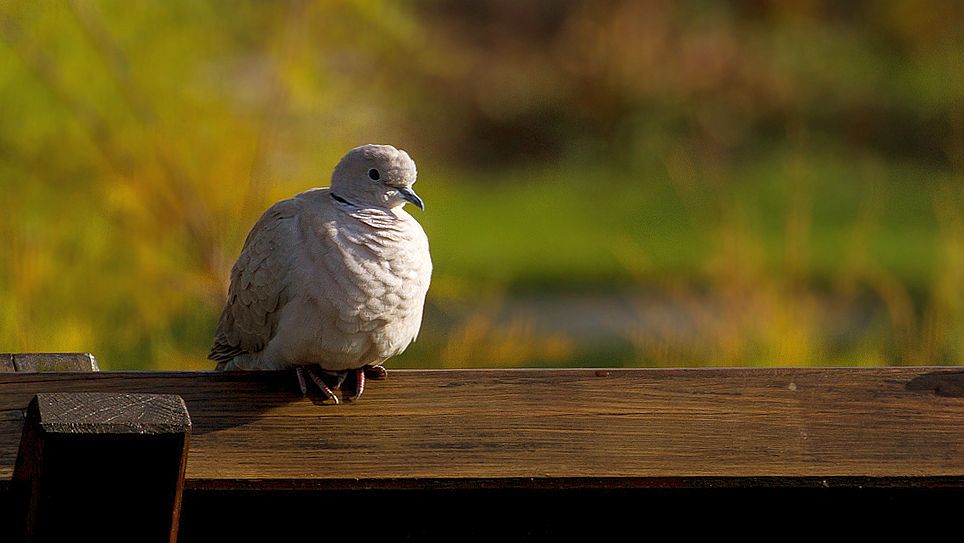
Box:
[1,368,963,488]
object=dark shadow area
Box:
[179,485,964,540]
[906,371,964,398]
[184,370,311,435]
[0,371,306,436]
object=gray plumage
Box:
[210,144,431,372]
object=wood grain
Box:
[1,368,963,488]
[0,353,99,373]
[0,354,13,373]
[30,392,191,435]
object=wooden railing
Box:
[3,354,964,540]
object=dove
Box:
[209,144,431,403]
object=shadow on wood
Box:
[11,393,191,543]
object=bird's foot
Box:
[294,366,340,405]
[340,367,366,402]
[295,366,308,396]
[364,364,388,380]
[295,365,384,403]
[341,365,386,401]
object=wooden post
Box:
[11,393,191,543]
[0,353,100,373]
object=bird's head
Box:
[330,144,423,211]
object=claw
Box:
[302,366,339,405]
[294,365,381,404]
[341,367,366,402]
[295,366,308,397]
[364,365,388,380]
[331,370,349,389]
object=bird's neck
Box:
[329,191,356,207]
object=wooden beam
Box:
[1,368,962,539]
[10,393,191,543]
[0,353,99,373]
[0,368,962,486]
[0,354,13,373]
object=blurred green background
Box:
[0,1,962,370]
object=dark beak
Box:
[398,187,425,210]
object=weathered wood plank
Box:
[0,368,962,487]
[0,353,99,373]
[0,354,13,372]
[27,392,191,434]
[11,393,190,543]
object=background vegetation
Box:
[0,1,961,369]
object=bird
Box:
[209,144,432,403]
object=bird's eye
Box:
[368,168,380,181]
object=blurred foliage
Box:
[0,0,961,369]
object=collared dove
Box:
[209,144,432,403]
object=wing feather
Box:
[208,199,302,364]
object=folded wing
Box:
[208,199,302,367]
